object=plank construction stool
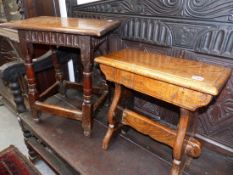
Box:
[95,49,231,175]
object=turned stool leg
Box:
[21,42,40,121]
[80,40,93,137]
[170,108,191,175]
[51,47,65,95]
[102,83,122,150]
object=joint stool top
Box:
[95,49,231,95]
[0,16,120,37]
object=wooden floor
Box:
[19,90,233,175]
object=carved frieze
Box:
[195,29,233,58]
[23,31,83,48]
[74,11,233,59]
[22,30,106,51]
[168,23,210,49]
[185,0,233,22]
[74,0,233,23]
[73,0,183,16]
[121,18,172,47]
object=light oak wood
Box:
[95,48,231,175]
[170,109,191,175]
[0,16,120,37]
[122,109,201,158]
[95,48,231,95]
[99,64,213,111]
[102,84,122,150]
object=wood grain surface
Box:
[99,64,212,111]
[0,16,120,36]
[95,49,231,95]
[95,48,232,175]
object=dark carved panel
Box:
[23,31,84,48]
[73,11,233,60]
[195,29,233,58]
[121,18,172,47]
[197,74,233,148]
[22,30,106,51]
[70,0,233,155]
[74,0,233,23]
[66,0,77,17]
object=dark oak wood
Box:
[0,16,120,36]
[95,48,231,175]
[22,0,60,18]
[0,16,120,135]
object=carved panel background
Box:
[121,18,173,47]
[72,13,233,60]
[197,74,233,148]
[195,28,233,58]
[70,0,233,154]
[73,0,233,23]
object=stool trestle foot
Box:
[102,84,122,150]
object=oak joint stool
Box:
[95,48,231,175]
[0,16,120,136]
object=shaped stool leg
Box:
[170,108,191,175]
[102,83,122,150]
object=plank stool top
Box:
[95,48,231,175]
